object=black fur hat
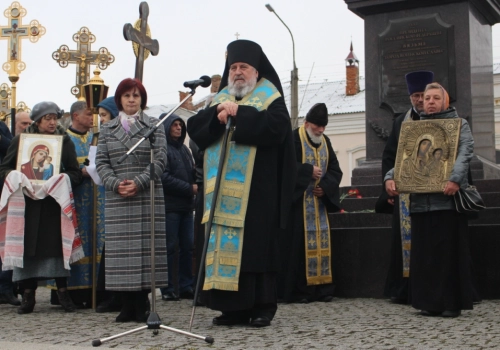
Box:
[405,71,434,95]
[305,103,328,126]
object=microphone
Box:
[183,75,211,89]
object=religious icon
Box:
[30,26,39,36]
[394,118,461,193]
[16,134,63,184]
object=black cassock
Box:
[277,129,342,303]
[187,96,295,317]
[377,108,419,303]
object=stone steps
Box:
[331,227,390,298]
[330,177,500,299]
[339,192,499,212]
[469,225,500,299]
[330,207,500,228]
[331,224,500,299]
[341,178,500,196]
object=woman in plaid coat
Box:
[96,78,168,323]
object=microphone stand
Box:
[189,116,233,331]
[92,86,214,347]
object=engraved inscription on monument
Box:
[394,119,461,194]
[379,14,455,114]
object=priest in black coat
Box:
[376,70,434,304]
[277,103,342,303]
[187,39,296,328]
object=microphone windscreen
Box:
[199,75,211,88]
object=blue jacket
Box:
[161,114,195,212]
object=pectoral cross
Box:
[123,2,159,82]
[52,27,115,100]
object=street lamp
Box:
[265,3,299,129]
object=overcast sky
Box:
[1,0,500,113]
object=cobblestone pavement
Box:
[1,288,499,350]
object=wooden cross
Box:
[52,26,115,100]
[235,32,240,40]
[123,2,159,82]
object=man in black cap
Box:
[377,70,434,304]
[187,39,296,327]
[277,103,342,304]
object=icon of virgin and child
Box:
[20,143,54,181]
[401,136,446,187]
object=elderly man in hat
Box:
[277,103,342,304]
[0,101,82,314]
[377,71,434,304]
[187,39,296,327]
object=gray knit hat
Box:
[30,101,64,122]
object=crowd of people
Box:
[0,39,475,327]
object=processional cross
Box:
[123,1,159,82]
[0,1,45,107]
[52,26,115,100]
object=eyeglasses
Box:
[41,114,58,121]
[410,93,424,99]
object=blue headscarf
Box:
[97,96,119,119]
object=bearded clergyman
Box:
[187,39,296,328]
[277,103,342,304]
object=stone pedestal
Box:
[346,0,500,184]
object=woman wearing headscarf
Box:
[384,83,474,318]
[0,101,82,314]
[96,78,168,322]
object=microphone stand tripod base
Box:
[91,310,214,346]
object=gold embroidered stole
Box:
[202,78,281,291]
[298,126,332,285]
[400,109,413,277]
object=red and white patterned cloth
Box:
[0,171,84,270]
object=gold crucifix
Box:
[52,26,115,101]
[0,1,45,107]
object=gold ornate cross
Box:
[0,2,45,75]
[52,26,115,100]
[0,1,45,106]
